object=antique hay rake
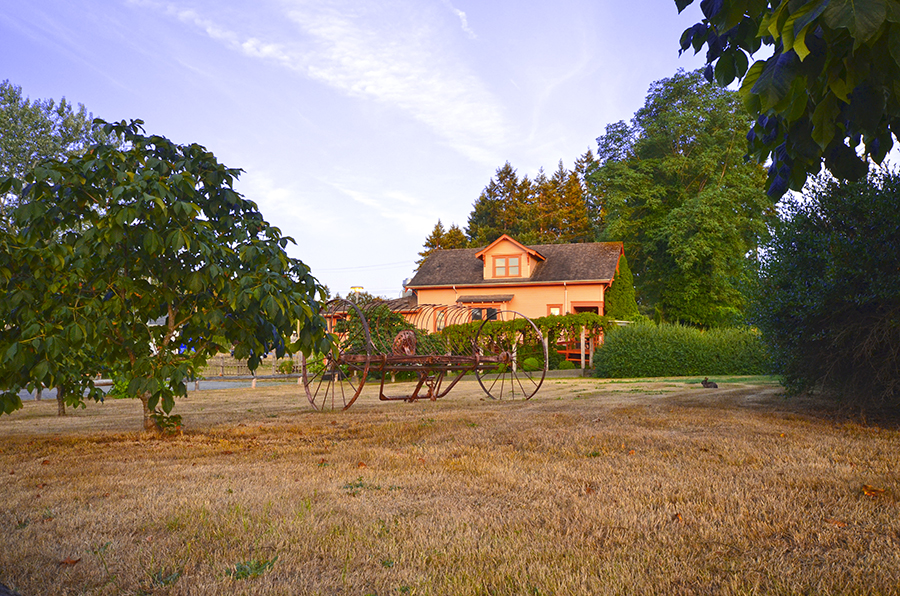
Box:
[300,299,547,410]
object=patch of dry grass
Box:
[1,378,898,595]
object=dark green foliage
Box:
[593,322,770,378]
[754,170,900,407]
[604,252,640,321]
[676,0,900,197]
[0,120,329,420]
[592,69,772,327]
[417,219,467,266]
[1,80,115,229]
[465,160,594,246]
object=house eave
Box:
[406,279,613,291]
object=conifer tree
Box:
[442,224,468,249]
[417,219,447,266]
[574,149,603,239]
[465,162,530,246]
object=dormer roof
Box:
[474,234,545,262]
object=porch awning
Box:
[456,294,514,304]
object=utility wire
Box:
[316,260,415,272]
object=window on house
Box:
[547,305,562,316]
[471,307,498,321]
[493,255,521,277]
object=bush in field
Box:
[522,357,542,372]
[755,171,900,407]
[558,360,576,371]
[593,322,770,378]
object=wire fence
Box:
[198,353,302,379]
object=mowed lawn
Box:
[1,377,898,595]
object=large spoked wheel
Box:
[301,299,373,411]
[474,311,547,400]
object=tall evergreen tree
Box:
[442,224,468,249]
[552,161,592,243]
[526,167,558,244]
[417,219,447,266]
[574,149,603,239]
[417,220,469,267]
[465,162,530,246]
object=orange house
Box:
[405,235,625,365]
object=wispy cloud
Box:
[134,0,507,165]
[441,0,476,39]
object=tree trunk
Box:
[139,393,155,431]
[56,387,66,416]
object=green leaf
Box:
[889,23,900,66]
[33,360,49,382]
[740,60,767,113]
[812,94,840,149]
[823,0,888,45]
[715,53,737,86]
[166,229,184,252]
[750,54,801,111]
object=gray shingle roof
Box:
[407,242,622,288]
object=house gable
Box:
[474,234,545,280]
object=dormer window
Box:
[493,255,521,278]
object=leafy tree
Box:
[676,0,900,197]
[0,120,330,427]
[604,252,640,321]
[0,80,110,227]
[755,169,900,408]
[591,69,773,327]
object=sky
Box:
[2,0,708,298]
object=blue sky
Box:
[2,0,707,297]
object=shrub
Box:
[754,171,900,407]
[517,343,561,370]
[605,251,640,321]
[276,360,294,374]
[521,357,542,372]
[558,360,576,370]
[105,377,130,399]
[593,322,770,378]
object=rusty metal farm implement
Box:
[300,299,547,410]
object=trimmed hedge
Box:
[593,322,770,378]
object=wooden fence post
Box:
[580,327,586,370]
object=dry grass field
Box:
[1,377,898,595]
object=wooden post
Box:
[580,327,586,370]
[543,336,549,369]
[589,333,595,368]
